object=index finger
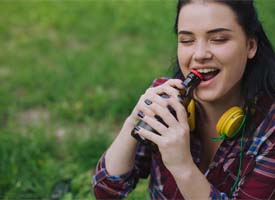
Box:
[163,79,184,90]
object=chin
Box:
[193,90,219,103]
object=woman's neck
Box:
[196,94,244,138]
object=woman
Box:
[93,0,275,199]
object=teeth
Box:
[196,68,218,74]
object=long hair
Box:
[173,0,275,102]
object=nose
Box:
[193,41,212,62]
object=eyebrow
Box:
[178,28,233,35]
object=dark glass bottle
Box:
[131,69,202,150]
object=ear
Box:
[247,37,258,59]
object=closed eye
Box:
[179,39,195,44]
[211,38,229,43]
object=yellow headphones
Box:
[187,99,245,139]
[187,99,247,194]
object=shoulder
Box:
[254,100,275,137]
[247,101,275,155]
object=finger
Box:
[166,96,189,125]
[144,94,167,108]
[137,111,168,135]
[131,79,184,124]
[144,96,179,127]
[134,94,164,119]
[146,84,180,99]
[134,94,170,119]
[137,106,155,119]
[130,93,169,124]
[133,125,162,145]
[143,93,186,121]
[163,78,184,90]
[131,93,153,115]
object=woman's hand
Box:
[132,79,194,173]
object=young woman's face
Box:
[177,2,257,104]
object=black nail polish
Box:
[160,93,170,99]
[144,99,152,105]
[138,111,145,118]
[134,126,141,132]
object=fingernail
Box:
[160,93,170,99]
[134,126,141,132]
[137,111,145,118]
[144,99,152,105]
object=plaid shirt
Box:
[93,78,275,199]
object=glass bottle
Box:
[131,69,202,150]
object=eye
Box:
[178,38,195,44]
[210,37,229,44]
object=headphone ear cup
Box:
[187,99,196,132]
[216,107,244,138]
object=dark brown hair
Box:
[173,0,275,101]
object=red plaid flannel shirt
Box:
[93,78,275,199]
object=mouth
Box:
[195,68,220,81]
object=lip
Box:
[199,75,217,87]
[191,66,220,87]
[191,66,220,71]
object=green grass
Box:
[0,0,275,199]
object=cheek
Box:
[215,43,248,65]
[177,46,192,75]
[215,46,247,82]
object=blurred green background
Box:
[0,0,274,199]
